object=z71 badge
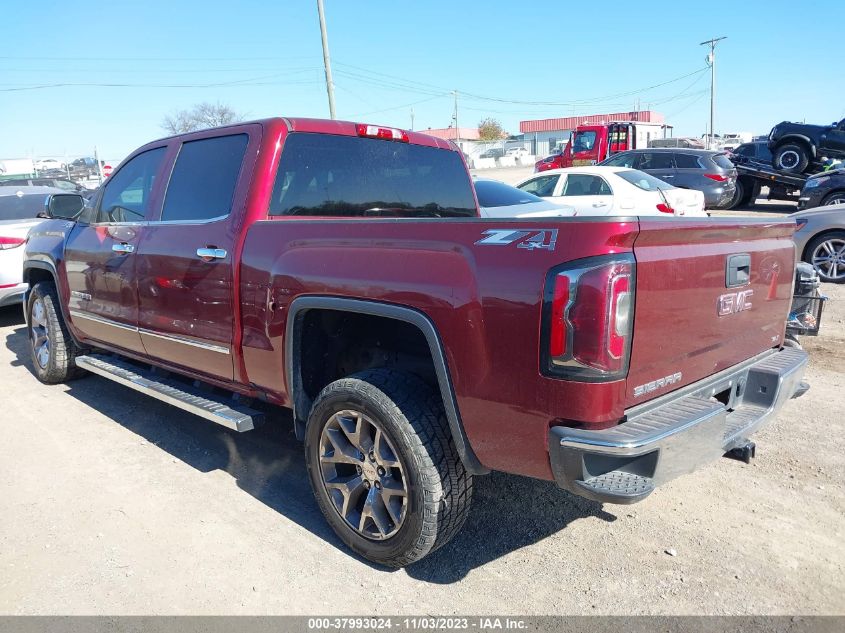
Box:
[475,229,558,251]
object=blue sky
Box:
[2,0,842,161]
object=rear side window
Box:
[0,194,46,220]
[98,147,166,223]
[674,153,703,169]
[269,133,476,217]
[161,134,248,222]
[474,179,543,207]
[561,174,612,196]
[712,154,734,170]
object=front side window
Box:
[517,175,559,197]
[97,147,166,223]
[602,152,637,168]
[269,133,476,217]
[561,174,612,196]
[161,134,249,222]
[635,152,674,170]
[572,131,597,153]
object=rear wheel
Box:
[821,192,845,206]
[26,281,86,384]
[728,179,754,209]
[304,369,473,567]
[773,143,810,173]
[805,230,845,284]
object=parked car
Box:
[1,177,89,194]
[34,159,65,172]
[599,148,737,209]
[0,187,63,307]
[473,178,574,218]
[732,141,773,165]
[534,150,565,172]
[515,166,707,216]
[479,148,504,159]
[69,157,104,178]
[24,117,806,567]
[797,169,845,210]
[505,147,528,158]
[792,203,845,283]
[768,117,845,174]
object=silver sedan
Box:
[792,203,845,283]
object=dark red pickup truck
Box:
[23,117,808,566]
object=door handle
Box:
[592,202,607,207]
[196,247,227,261]
[112,242,135,254]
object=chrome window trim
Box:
[69,310,230,355]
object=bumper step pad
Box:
[75,354,264,432]
[574,471,655,503]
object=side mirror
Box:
[43,193,85,220]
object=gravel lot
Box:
[0,195,843,615]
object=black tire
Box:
[773,143,810,174]
[821,192,845,207]
[803,230,845,284]
[26,281,86,384]
[304,368,473,567]
[727,179,754,209]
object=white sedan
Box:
[515,166,707,217]
[35,158,65,172]
[0,188,58,307]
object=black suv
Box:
[768,117,845,174]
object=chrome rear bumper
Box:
[549,347,809,504]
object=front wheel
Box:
[821,192,845,206]
[805,230,845,284]
[773,143,810,173]
[26,281,86,384]
[304,369,473,567]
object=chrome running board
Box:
[75,354,263,432]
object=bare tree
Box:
[161,102,245,134]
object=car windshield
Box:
[474,180,543,207]
[616,169,675,191]
[0,193,47,220]
[572,131,597,153]
[269,133,477,217]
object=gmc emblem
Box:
[718,289,753,316]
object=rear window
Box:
[474,180,543,207]
[269,133,476,217]
[617,170,674,191]
[674,153,704,169]
[712,154,735,170]
[0,193,46,220]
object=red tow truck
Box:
[24,117,808,566]
[535,122,649,172]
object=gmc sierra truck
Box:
[23,117,808,567]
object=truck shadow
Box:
[3,321,614,582]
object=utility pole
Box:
[317,0,336,119]
[452,90,459,143]
[410,107,415,131]
[700,36,726,150]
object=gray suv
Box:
[600,149,737,209]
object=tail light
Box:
[704,173,728,182]
[0,236,25,250]
[356,123,409,143]
[655,203,674,214]
[542,255,635,381]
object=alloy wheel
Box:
[318,409,408,540]
[824,197,845,206]
[811,238,845,282]
[30,298,50,369]
[778,150,799,170]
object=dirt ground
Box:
[0,239,843,616]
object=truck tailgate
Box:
[627,218,796,405]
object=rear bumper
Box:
[549,347,808,504]
[705,183,737,209]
